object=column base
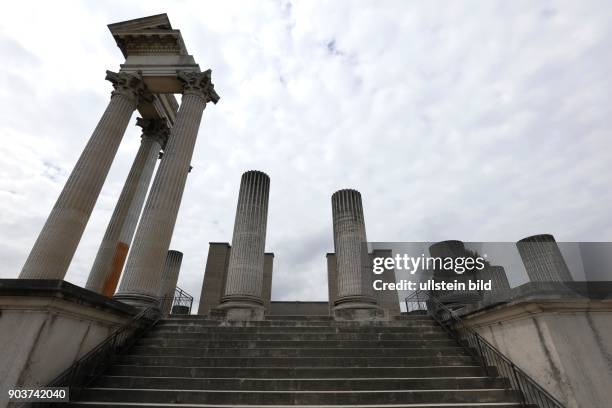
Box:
[215,296,264,321]
[113,292,159,310]
[333,296,386,321]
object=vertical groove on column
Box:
[331,189,375,306]
[20,93,138,280]
[115,94,206,305]
[159,250,183,314]
[222,170,270,305]
[86,134,162,293]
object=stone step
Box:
[136,338,460,348]
[70,403,525,408]
[265,315,335,320]
[154,323,440,331]
[129,346,470,358]
[144,332,451,341]
[150,326,446,334]
[118,355,478,368]
[76,388,521,405]
[157,319,435,327]
[108,365,497,379]
[96,375,509,391]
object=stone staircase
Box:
[70,314,523,407]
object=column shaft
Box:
[20,72,144,280]
[332,189,375,305]
[221,170,270,310]
[159,250,183,314]
[86,123,165,294]
[114,70,219,308]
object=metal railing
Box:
[44,303,161,404]
[159,285,193,315]
[405,290,565,408]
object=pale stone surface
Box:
[115,70,219,308]
[326,253,338,314]
[464,299,612,408]
[517,234,573,282]
[219,171,270,319]
[19,72,146,280]
[159,250,183,314]
[0,282,132,408]
[262,253,274,313]
[331,189,380,319]
[86,118,168,295]
[198,243,231,315]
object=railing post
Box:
[474,333,489,376]
[511,362,528,407]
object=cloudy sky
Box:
[1,1,611,308]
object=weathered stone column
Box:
[19,71,146,280]
[159,250,183,314]
[331,189,381,320]
[517,234,573,282]
[114,70,219,308]
[219,170,270,320]
[86,118,169,295]
[481,265,511,304]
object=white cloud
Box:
[1,0,612,308]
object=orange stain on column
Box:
[102,242,130,297]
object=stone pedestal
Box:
[262,253,274,313]
[86,118,168,295]
[114,70,219,309]
[371,249,401,316]
[218,171,270,320]
[19,72,146,280]
[331,189,382,320]
[326,253,338,315]
[198,243,231,315]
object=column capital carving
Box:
[177,69,220,104]
[136,117,170,149]
[105,70,147,104]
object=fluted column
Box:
[517,234,573,282]
[219,171,270,319]
[86,118,169,295]
[331,189,380,319]
[19,71,146,280]
[159,250,183,314]
[114,70,219,308]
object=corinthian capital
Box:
[105,70,147,104]
[178,69,220,104]
[136,117,170,149]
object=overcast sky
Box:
[1,1,611,308]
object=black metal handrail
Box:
[46,302,161,403]
[405,290,565,408]
[159,285,193,315]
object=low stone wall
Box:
[462,297,612,408]
[269,301,330,316]
[0,280,135,407]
